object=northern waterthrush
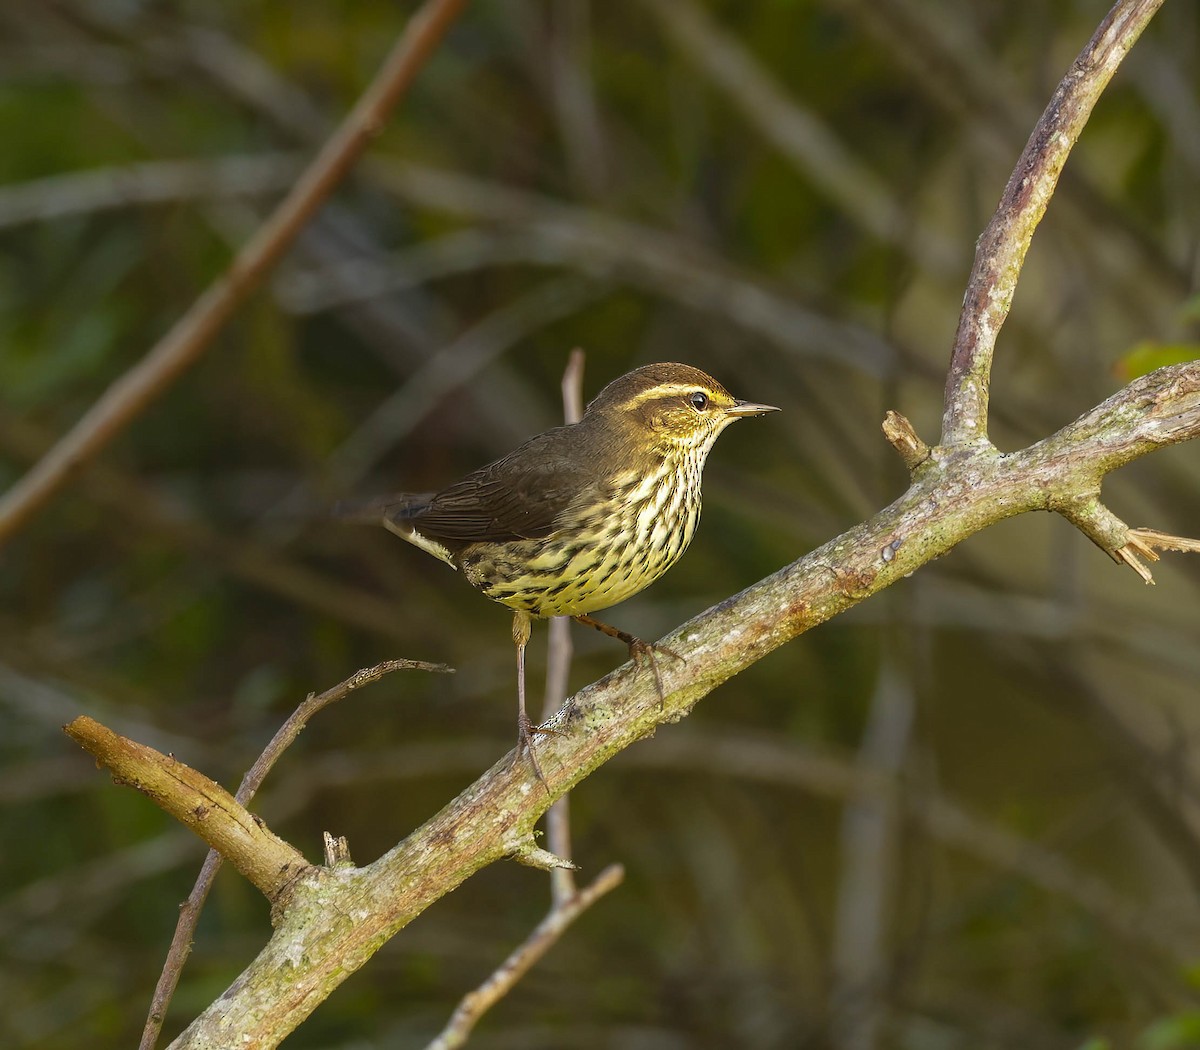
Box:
[340,362,778,771]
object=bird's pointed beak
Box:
[726,399,780,417]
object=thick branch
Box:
[64,716,308,901]
[942,0,1165,445]
[166,360,1200,1049]
[0,0,467,549]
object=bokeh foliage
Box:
[1,1,1199,1048]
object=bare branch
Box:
[63,716,308,900]
[942,0,1166,446]
[540,347,588,910]
[0,0,468,549]
[424,864,625,1050]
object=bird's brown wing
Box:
[410,426,601,545]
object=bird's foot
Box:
[627,638,685,709]
[571,614,685,708]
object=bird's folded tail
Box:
[331,493,434,527]
[332,493,458,568]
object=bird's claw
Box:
[515,713,556,791]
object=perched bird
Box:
[340,362,778,773]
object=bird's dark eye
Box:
[688,391,709,410]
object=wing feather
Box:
[408,425,601,545]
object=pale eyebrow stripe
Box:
[621,383,715,409]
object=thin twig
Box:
[0,0,468,549]
[942,0,1166,446]
[137,659,451,1050]
[541,348,587,905]
[829,655,915,1047]
[424,864,625,1050]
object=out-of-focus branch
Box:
[630,729,1196,958]
[0,0,468,548]
[647,0,958,276]
[0,154,300,229]
[311,163,901,375]
[942,0,1166,446]
[0,416,417,644]
[544,346,587,905]
[0,829,198,941]
[830,656,915,1048]
[546,1,609,197]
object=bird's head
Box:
[585,362,779,458]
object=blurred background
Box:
[2,1,1199,1048]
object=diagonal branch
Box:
[942,0,1165,446]
[424,864,625,1050]
[63,715,308,900]
[0,0,467,549]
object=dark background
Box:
[2,2,1199,1048]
